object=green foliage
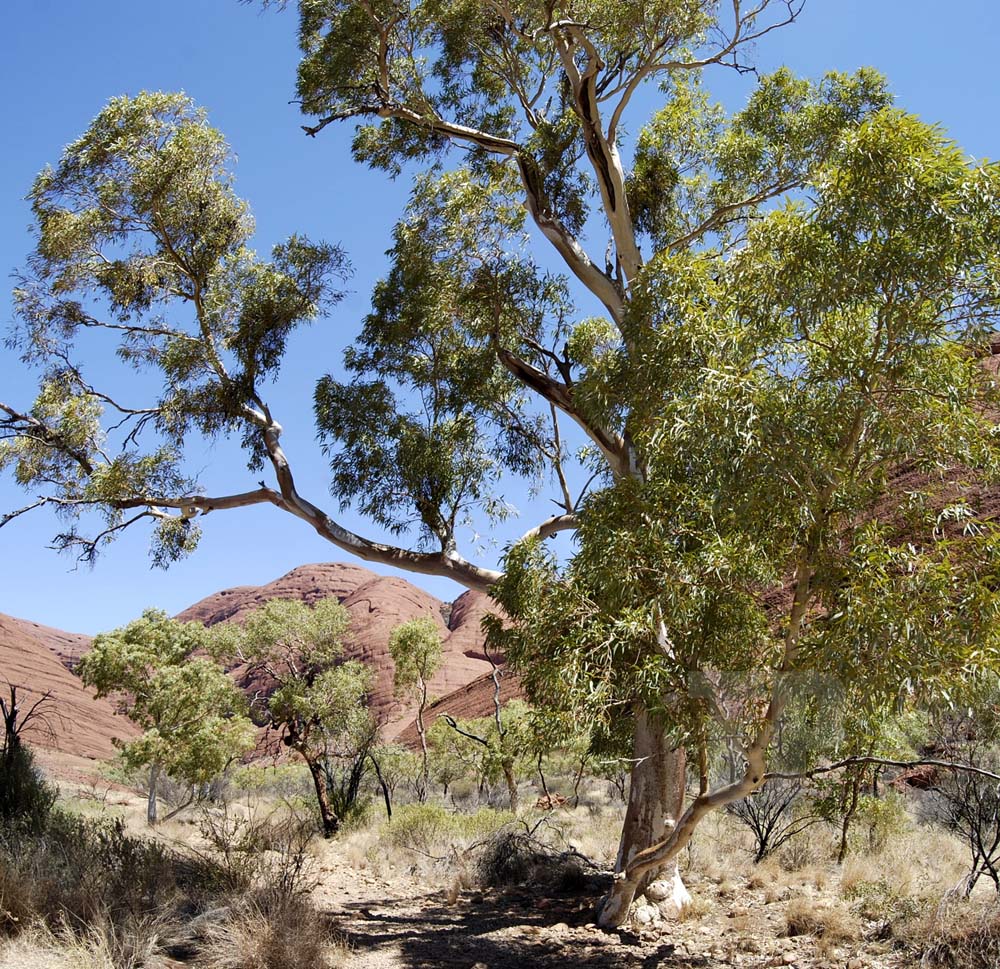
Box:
[381,803,515,853]
[78,609,255,789]
[490,106,1000,761]
[3,91,348,564]
[0,795,331,967]
[371,743,421,796]
[216,597,372,750]
[428,700,535,797]
[843,877,920,925]
[0,743,56,835]
[10,4,1000,906]
[852,793,910,854]
[0,808,182,952]
[313,164,564,549]
[213,597,374,834]
[388,617,443,696]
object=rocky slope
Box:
[176,563,500,736]
[395,668,527,747]
[1,562,509,765]
[0,612,133,759]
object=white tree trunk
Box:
[599,710,691,927]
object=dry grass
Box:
[916,898,1000,969]
[195,891,346,969]
[0,922,154,969]
[784,896,861,944]
[677,893,714,921]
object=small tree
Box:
[388,617,443,801]
[927,676,1000,895]
[78,610,255,825]
[442,700,535,813]
[0,685,57,831]
[369,743,420,817]
[213,597,374,837]
[728,780,825,864]
[427,718,481,801]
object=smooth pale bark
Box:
[599,710,691,927]
[415,676,429,803]
[147,761,160,826]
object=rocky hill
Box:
[395,669,527,748]
[174,563,500,736]
[0,612,133,760]
[0,563,507,766]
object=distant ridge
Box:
[0,562,514,769]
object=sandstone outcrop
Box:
[0,612,134,759]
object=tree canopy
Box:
[212,597,375,836]
[78,609,255,824]
[6,0,1000,926]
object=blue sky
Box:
[2,1,999,634]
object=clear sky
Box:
[2,1,999,634]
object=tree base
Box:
[597,867,691,928]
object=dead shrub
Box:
[195,890,345,969]
[474,827,608,895]
[195,803,317,898]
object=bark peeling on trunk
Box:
[599,710,691,927]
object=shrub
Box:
[852,792,909,854]
[475,826,606,894]
[196,804,317,897]
[382,803,457,853]
[921,903,1000,969]
[0,796,326,968]
[381,804,515,855]
[0,744,56,833]
[194,890,344,969]
[842,877,920,926]
[727,779,826,863]
[933,763,1000,896]
[784,897,860,943]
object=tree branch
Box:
[517,513,578,543]
[767,756,1000,786]
[493,345,627,472]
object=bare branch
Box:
[768,756,1000,786]
[493,345,627,472]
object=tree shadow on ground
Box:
[338,888,717,969]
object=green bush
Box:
[852,792,909,853]
[843,878,919,925]
[0,744,56,833]
[382,804,515,853]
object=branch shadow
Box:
[338,888,716,969]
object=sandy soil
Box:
[316,856,899,969]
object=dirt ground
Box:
[19,755,969,969]
[316,855,899,969]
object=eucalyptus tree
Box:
[283,0,896,914]
[388,617,443,801]
[281,2,1000,921]
[487,108,1000,921]
[211,597,373,837]
[7,0,1000,929]
[78,609,255,825]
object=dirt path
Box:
[315,859,895,969]
[329,885,691,969]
